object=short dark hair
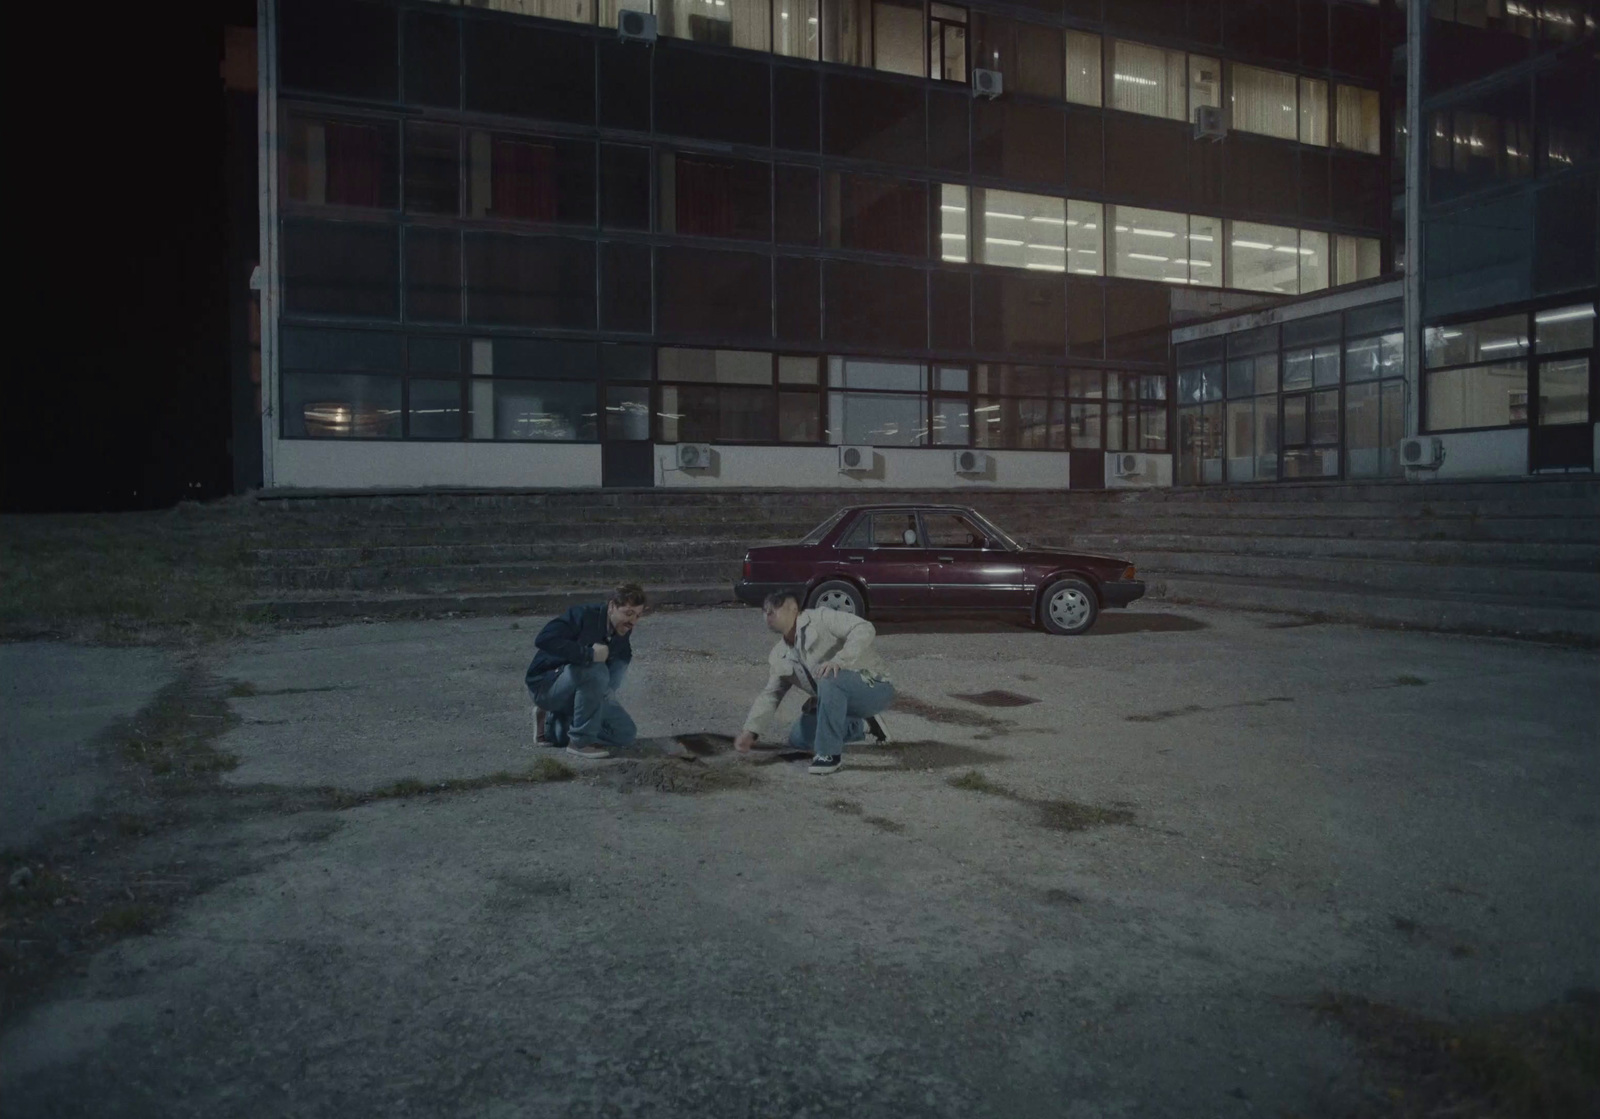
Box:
[762,589,801,611]
[611,582,648,608]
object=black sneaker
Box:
[864,714,891,746]
[809,754,842,775]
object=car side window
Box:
[923,513,986,549]
[870,513,920,548]
[837,516,871,549]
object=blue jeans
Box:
[530,661,636,749]
[786,670,895,757]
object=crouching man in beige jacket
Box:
[733,590,894,775]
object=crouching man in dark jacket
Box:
[525,583,646,759]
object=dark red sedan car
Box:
[734,504,1145,636]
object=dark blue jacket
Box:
[525,603,633,689]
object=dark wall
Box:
[5,1,250,512]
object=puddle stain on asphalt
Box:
[949,690,1041,708]
[1125,696,1295,723]
[946,768,1135,833]
[893,694,1015,731]
[824,798,905,834]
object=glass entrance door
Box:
[1528,303,1595,473]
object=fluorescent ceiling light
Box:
[1131,228,1178,238]
[1232,240,1274,250]
[1029,215,1067,225]
[939,232,967,239]
[1189,233,1214,242]
[939,205,966,213]
[1128,252,1169,262]
[1028,243,1066,251]
[984,211,1025,220]
[1024,262,1066,271]
[1477,339,1527,353]
[1535,306,1595,323]
[985,238,1024,247]
[1073,268,1100,275]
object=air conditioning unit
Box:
[971,68,1003,99]
[676,442,712,470]
[838,445,873,472]
[953,449,990,475]
[1193,104,1227,141]
[617,9,657,42]
[1399,436,1444,469]
[1114,452,1149,478]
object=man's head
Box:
[608,583,648,636]
[761,590,802,637]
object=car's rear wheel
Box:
[807,580,866,617]
[1039,578,1098,636]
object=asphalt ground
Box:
[2,603,1597,1117]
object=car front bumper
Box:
[734,580,796,606]
[1101,579,1146,608]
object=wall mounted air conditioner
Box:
[838,445,873,472]
[1193,104,1227,141]
[954,449,990,475]
[676,442,712,470]
[971,68,1003,99]
[1114,452,1150,478]
[1399,436,1444,469]
[617,9,657,42]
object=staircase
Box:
[245,479,1600,644]
[1049,477,1600,644]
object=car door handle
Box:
[936,556,955,564]
[843,555,865,563]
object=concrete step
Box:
[246,584,740,623]
[1057,513,1600,543]
[1146,572,1600,645]
[1080,498,1600,521]
[1132,551,1600,605]
[252,538,766,568]
[1063,532,1600,570]
[240,518,831,549]
[254,557,742,594]
[1116,478,1600,505]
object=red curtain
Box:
[325,122,381,208]
[676,158,734,237]
[492,139,558,221]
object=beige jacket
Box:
[742,609,890,737]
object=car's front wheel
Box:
[807,580,866,617]
[1039,578,1099,636]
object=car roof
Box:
[835,503,981,514]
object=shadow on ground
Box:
[873,612,1206,637]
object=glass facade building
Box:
[260,0,1411,489]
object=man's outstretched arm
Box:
[735,670,791,752]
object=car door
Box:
[920,510,1030,612]
[829,510,931,610]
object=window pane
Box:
[283,328,402,373]
[923,512,984,547]
[464,234,595,328]
[286,116,398,210]
[1067,200,1104,276]
[1068,370,1102,398]
[824,260,926,350]
[601,144,651,230]
[464,21,593,124]
[409,337,461,375]
[1283,393,1308,443]
[1186,214,1220,284]
[1190,55,1222,113]
[1380,379,1403,475]
[1069,402,1102,449]
[778,389,821,441]
[600,241,651,332]
[659,348,772,384]
[661,384,774,442]
[828,392,926,445]
[1535,304,1596,353]
[829,173,927,257]
[1426,362,1529,430]
[1299,78,1328,146]
[977,189,1065,271]
[1179,363,1224,403]
[485,0,594,24]
[1335,85,1381,154]
[872,0,925,76]
[660,0,771,49]
[1254,396,1278,478]
[601,343,652,380]
[404,9,459,108]
[1064,30,1102,106]
[776,165,820,245]
[1540,358,1590,425]
[1177,403,1223,484]
[1312,389,1340,444]
[934,365,969,391]
[468,133,595,225]
[665,154,770,241]
[974,272,1067,355]
[1345,333,1399,382]
[1425,314,1529,367]
[823,72,926,166]
[605,385,651,440]
[931,6,967,83]
[975,364,1057,396]
[974,101,1066,184]
[870,511,922,546]
[974,397,1062,449]
[1106,39,1186,120]
[405,228,461,323]
[283,373,401,438]
[828,358,926,391]
[1013,24,1063,99]
[778,355,821,384]
[1345,380,1382,477]
[283,221,399,318]
[405,124,459,215]
[657,247,771,340]
[775,0,821,59]
[932,399,970,445]
[1230,64,1298,141]
[485,338,596,380]
[409,379,464,439]
[1228,219,1302,294]
[1333,235,1382,285]
[1107,204,1188,284]
[940,183,969,263]
[281,0,397,98]
[1226,399,1255,480]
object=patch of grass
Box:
[338,759,578,807]
[227,681,259,697]
[948,768,1009,795]
[610,758,759,795]
[862,815,906,834]
[827,799,864,815]
[1035,800,1135,832]
[94,903,161,935]
[1315,991,1600,1119]
[1395,674,1429,687]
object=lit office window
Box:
[1228,219,1303,293]
[975,188,1066,272]
[1107,204,1190,285]
[657,0,772,50]
[775,0,821,59]
[873,0,925,76]
[929,3,967,82]
[1186,214,1221,285]
[1333,235,1382,285]
[940,183,969,263]
[1230,64,1299,141]
[1299,77,1328,146]
[1336,85,1381,154]
[1106,39,1186,121]
[484,0,595,24]
[827,358,929,446]
[1423,313,1531,431]
[1189,55,1221,114]
[1299,229,1329,292]
[1066,199,1102,275]
[1064,30,1102,107]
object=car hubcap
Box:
[1049,589,1089,629]
[817,589,857,613]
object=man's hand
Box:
[734,731,757,753]
[591,643,610,664]
[816,660,844,679]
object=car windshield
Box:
[966,511,1022,551]
[798,509,850,545]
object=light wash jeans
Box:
[531,661,636,749]
[786,669,895,757]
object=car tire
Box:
[807,580,867,617]
[1039,578,1099,636]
